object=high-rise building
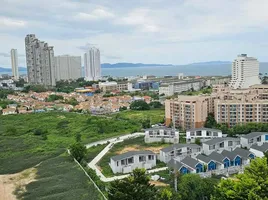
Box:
[165,95,209,130]
[25,34,55,86]
[229,54,260,89]
[84,47,101,81]
[54,55,81,81]
[10,49,19,80]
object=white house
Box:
[167,156,204,174]
[2,108,17,115]
[249,143,268,158]
[144,127,179,143]
[186,128,222,143]
[159,144,201,163]
[109,150,156,174]
[202,137,241,155]
[240,132,268,149]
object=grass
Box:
[98,136,169,177]
[0,109,165,199]
[19,154,105,200]
[86,144,107,163]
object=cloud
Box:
[0,52,25,57]
[74,8,114,21]
[77,43,98,51]
[0,17,26,28]
[103,55,122,60]
[116,8,160,32]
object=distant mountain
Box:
[0,67,27,73]
[188,61,232,65]
[101,63,173,68]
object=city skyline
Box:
[1,0,268,68]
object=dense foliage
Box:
[108,168,173,200]
[70,142,87,163]
[22,85,49,93]
[46,94,64,102]
[0,89,14,99]
[130,100,150,110]
[204,113,217,128]
[212,157,268,200]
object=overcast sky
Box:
[0,0,268,68]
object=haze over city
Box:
[1,0,268,68]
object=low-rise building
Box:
[240,132,268,148]
[202,137,241,155]
[249,143,268,158]
[186,128,222,143]
[2,108,17,115]
[144,127,179,144]
[109,150,156,174]
[167,156,204,174]
[159,144,201,163]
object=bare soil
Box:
[149,180,169,187]
[0,167,37,200]
[116,145,165,154]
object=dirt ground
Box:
[0,168,37,200]
[116,145,164,154]
[149,180,169,187]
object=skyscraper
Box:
[229,54,261,89]
[84,47,101,81]
[25,34,55,86]
[10,49,19,80]
[54,55,82,81]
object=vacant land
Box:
[98,136,168,177]
[0,110,165,199]
[116,109,165,125]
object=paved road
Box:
[86,132,167,182]
[86,132,144,149]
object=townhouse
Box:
[144,127,179,144]
[249,143,268,158]
[159,144,202,163]
[186,128,223,143]
[202,137,241,155]
[240,132,268,148]
[110,150,156,174]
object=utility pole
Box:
[174,161,178,192]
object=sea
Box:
[2,63,268,77]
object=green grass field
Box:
[19,154,105,200]
[0,109,165,199]
[98,136,168,177]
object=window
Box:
[121,160,125,165]
[213,132,218,136]
[228,141,233,146]
[139,156,146,162]
[266,135,268,141]
[257,136,261,142]
[128,157,134,164]
[196,131,202,136]
[209,145,215,150]
[219,142,224,148]
[148,155,154,160]
[117,161,119,166]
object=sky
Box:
[1,0,268,68]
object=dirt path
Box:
[116,145,165,154]
[0,168,37,200]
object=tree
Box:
[212,157,268,200]
[69,142,87,163]
[204,113,217,128]
[149,101,163,108]
[108,168,159,200]
[130,100,150,110]
[195,138,201,145]
[176,174,218,200]
[65,97,79,106]
[46,94,64,102]
[141,118,151,129]
[119,106,127,111]
[75,132,82,142]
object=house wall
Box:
[249,148,265,158]
[241,134,268,148]
[110,154,156,174]
[203,140,241,155]
[186,130,223,143]
[144,129,179,144]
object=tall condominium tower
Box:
[10,49,19,80]
[54,55,81,81]
[84,47,101,81]
[229,54,261,89]
[25,34,55,86]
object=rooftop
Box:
[203,137,240,145]
[241,132,267,139]
[179,156,200,169]
[187,128,221,132]
[250,143,268,152]
[110,150,154,161]
[145,126,176,131]
[161,143,201,153]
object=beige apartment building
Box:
[165,95,209,130]
[166,84,268,129]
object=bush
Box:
[130,100,150,110]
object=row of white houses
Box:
[109,128,268,175]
